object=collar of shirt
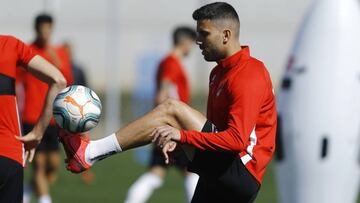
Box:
[217,46,250,69]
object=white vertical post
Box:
[105,0,121,133]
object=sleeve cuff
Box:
[179,130,187,144]
[25,54,37,65]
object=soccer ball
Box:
[53,85,102,133]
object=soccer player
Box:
[0,35,66,202]
[124,26,198,203]
[61,2,276,202]
[18,13,73,203]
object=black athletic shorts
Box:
[150,144,190,170]
[23,123,60,152]
[0,156,23,203]
[189,121,260,203]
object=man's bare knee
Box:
[155,98,206,130]
[153,99,186,127]
[158,98,185,116]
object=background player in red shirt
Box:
[0,35,66,203]
[17,14,73,203]
[124,26,198,203]
[60,2,276,202]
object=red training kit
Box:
[180,47,277,183]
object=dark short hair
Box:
[192,2,239,23]
[34,13,53,31]
[173,26,197,45]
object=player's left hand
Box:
[16,130,42,165]
[151,125,181,147]
[162,141,177,164]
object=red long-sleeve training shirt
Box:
[0,35,36,165]
[179,47,277,183]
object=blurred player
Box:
[60,2,276,202]
[0,35,66,203]
[18,14,73,203]
[124,27,198,203]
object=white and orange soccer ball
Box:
[53,85,102,133]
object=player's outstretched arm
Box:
[17,55,66,163]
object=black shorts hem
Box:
[22,123,60,152]
[149,144,189,170]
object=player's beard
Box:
[202,48,222,62]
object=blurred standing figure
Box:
[18,13,73,203]
[124,26,198,203]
